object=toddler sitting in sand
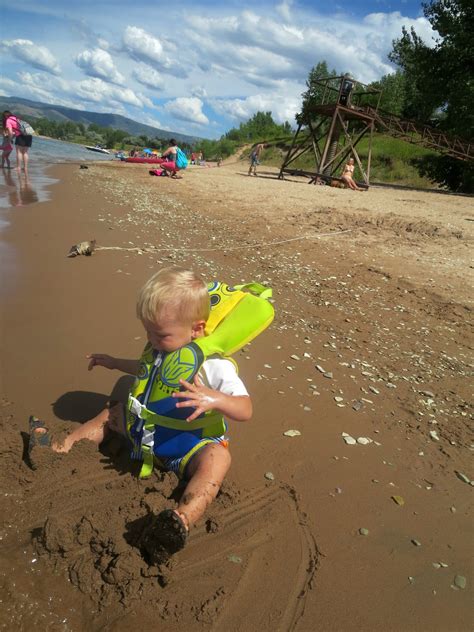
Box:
[29,267,252,556]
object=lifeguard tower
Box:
[279,75,382,187]
[278,74,472,187]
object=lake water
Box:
[0,137,115,295]
[0,136,114,210]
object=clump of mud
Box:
[34,457,182,607]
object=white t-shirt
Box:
[198,356,248,397]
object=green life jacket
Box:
[126,281,274,477]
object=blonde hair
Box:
[137,267,209,324]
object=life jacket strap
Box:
[139,447,154,478]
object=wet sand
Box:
[0,159,473,631]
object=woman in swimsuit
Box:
[340,157,363,191]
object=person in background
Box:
[2,110,32,173]
[248,143,264,176]
[340,157,363,191]
[160,139,182,178]
[1,127,13,168]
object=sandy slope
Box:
[0,158,472,631]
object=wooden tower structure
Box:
[279,76,382,186]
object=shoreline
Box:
[0,160,472,630]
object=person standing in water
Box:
[2,110,33,173]
[1,127,13,169]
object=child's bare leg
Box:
[52,403,124,453]
[176,443,231,529]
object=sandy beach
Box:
[0,157,472,631]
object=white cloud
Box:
[97,38,111,51]
[0,38,60,75]
[142,115,170,131]
[77,77,153,108]
[212,92,300,125]
[13,71,153,112]
[75,48,125,85]
[191,86,207,99]
[123,26,187,78]
[276,0,293,22]
[164,97,209,125]
[12,72,82,108]
[184,9,435,85]
[132,63,164,90]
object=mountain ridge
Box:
[0,96,203,144]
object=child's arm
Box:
[173,375,252,423]
[86,354,139,376]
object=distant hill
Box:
[0,96,202,144]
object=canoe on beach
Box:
[124,157,165,164]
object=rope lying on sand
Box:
[67,229,353,257]
[94,229,354,255]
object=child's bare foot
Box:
[141,508,189,565]
[156,509,189,551]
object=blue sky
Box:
[0,0,436,138]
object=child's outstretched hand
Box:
[86,353,116,371]
[173,375,220,422]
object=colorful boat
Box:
[125,157,165,164]
[85,145,110,154]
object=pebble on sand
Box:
[392,495,405,506]
[228,555,243,564]
[359,528,369,536]
[420,390,435,398]
[454,471,471,485]
[342,433,356,445]
[264,472,275,481]
[283,429,301,437]
[453,575,466,589]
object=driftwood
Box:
[67,240,97,257]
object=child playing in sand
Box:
[1,128,13,169]
[29,267,252,555]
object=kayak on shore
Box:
[124,157,165,164]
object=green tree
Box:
[368,70,407,116]
[389,0,474,191]
[224,111,292,143]
[298,60,338,123]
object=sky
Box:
[0,0,437,139]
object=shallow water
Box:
[0,137,113,210]
[0,137,116,292]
